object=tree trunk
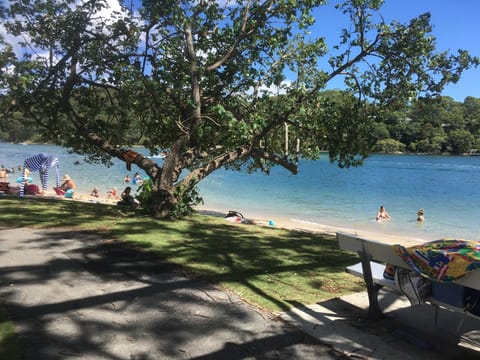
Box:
[151,186,176,219]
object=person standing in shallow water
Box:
[376,205,390,222]
[417,209,425,222]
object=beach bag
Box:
[225,210,244,223]
[225,211,244,219]
[25,184,40,195]
[395,267,432,305]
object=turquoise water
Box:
[1,142,479,240]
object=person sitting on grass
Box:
[117,186,140,208]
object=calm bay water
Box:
[1,142,479,240]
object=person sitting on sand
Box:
[90,187,100,198]
[0,167,7,182]
[117,186,140,208]
[376,205,390,222]
[417,209,425,222]
[107,187,118,200]
[54,174,76,195]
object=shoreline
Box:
[4,187,430,244]
[194,204,431,243]
[2,143,479,242]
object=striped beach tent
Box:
[19,153,60,196]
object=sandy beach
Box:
[2,181,439,245]
[195,204,430,245]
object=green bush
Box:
[172,183,203,219]
[136,177,154,212]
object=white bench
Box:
[337,232,480,325]
[346,261,399,292]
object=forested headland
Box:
[369,95,480,155]
[2,92,479,156]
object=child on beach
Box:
[90,187,100,198]
[107,187,119,200]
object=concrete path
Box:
[1,226,480,359]
[281,288,480,359]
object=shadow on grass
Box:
[0,196,363,312]
[0,196,121,228]
[103,214,363,311]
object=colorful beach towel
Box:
[394,239,480,283]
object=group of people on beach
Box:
[1,164,24,183]
[1,169,77,197]
[90,182,141,208]
[2,152,142,209]
[55,170,144,204]
[376,205,424,223]
[0,152,147,212]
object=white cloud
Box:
[1,0,127,58]
[242,81,290,98]
[96,0,127,22]
[258,81,290,96]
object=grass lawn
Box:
[0,196,364,355]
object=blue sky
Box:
[381,0,480,102]
[2,0,478,102]
[315,0,480,102]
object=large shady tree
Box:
[0,0,477,217]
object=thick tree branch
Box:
[180,146,251,187]
[179,144,298,191]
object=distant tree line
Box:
[2,93,479,156]
[371,95,480,155]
